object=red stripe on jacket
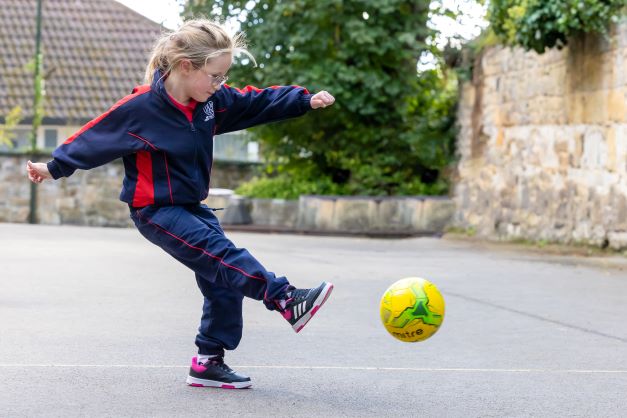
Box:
[133,151,154,207]
[64,85,151,145]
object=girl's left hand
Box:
[26,160,52,184]
[310,91,335,109]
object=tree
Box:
[488,0,626,53]
[186,0,457,197]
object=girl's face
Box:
[185,53,233,102]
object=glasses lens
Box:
[209,75,227,85]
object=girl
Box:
[26,19,335,389]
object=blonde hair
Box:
[144,19,255,83]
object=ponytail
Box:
[144,19,256,84]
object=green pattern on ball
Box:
[382,280,443,328]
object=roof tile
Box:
[0,0,163,123]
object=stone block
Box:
[412,198,455,233]
[315,199,338,230]
[221,196,251,225]
[296,196,320,230]
[583,91,609,124]
[250,198,298,228]
[372,198,417,232]
[565,93,584,124]
[608,88,626,122]
[249,199,273,225]
[56,197,77,210]
[13,207,29,223]
[581,128,608,170]
[333,198,374,232]
[272,200,299,228]
[203,194,232,222]
[608,231,627,250]
[59,207,85,225]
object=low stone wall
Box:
[208,194,455,235]
[295,195,453,234]
[1,153,454,235]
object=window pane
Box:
[44,129,58,149]
[0,129,34,152]
[11,129,31,151]
[214,131,259,162]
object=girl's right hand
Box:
[26,160,52,184]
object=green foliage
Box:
[235,169,346,199]
[186,0,458,197]
[0,106,23,148]
[488,0,626,53]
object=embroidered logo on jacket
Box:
[203,102,215,121]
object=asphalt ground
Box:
[1,223,626,417]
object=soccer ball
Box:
[380,277,445,342]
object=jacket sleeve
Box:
[213,84,312,135]
[46,101,145,179]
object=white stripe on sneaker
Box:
[291,282,334,333]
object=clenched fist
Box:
[26,160,52,184]
[310,91,335,109]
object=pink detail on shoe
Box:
[282,309,292,320]
[322,284,334,305]
[296,324,305,332]
[311,305,320,316]
[221,384,236,389]
[190,357,207,373]
[190,383,204,387]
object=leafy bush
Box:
[235,172,345,199]
[187,0,458,197]
[488,0,626,53]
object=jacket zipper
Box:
[189,120,200,201]
[162,92,204,201]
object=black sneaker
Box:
[280,282,334,333]
[186,356,252,389]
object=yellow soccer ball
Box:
[380,277,445,342]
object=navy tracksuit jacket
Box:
[47,70,313,356]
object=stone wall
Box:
[0,153,259,226]
[198,193,454,236]
[1,153,454,235]
[454,22,627,249]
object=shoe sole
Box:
[292,282,334,333]
[186,376,252,389]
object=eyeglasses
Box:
[206,73,229,86]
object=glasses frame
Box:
[205,72,229,86]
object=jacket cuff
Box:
[46,159,65,179]
[299,94,313,113]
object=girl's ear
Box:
[179,59,194,75]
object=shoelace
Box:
[287,288,311,302]
[203,358,233,373]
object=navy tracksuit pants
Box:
[130,204,290,357]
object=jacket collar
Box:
[151,69,169,100]
[150,69,209,114]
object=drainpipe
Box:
[29,0,44,224]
